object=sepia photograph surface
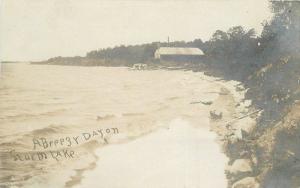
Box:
[0,0,299,188]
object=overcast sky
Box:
[0,0,273,61]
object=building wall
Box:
[160,55,204,62]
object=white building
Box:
[154,47,204,60]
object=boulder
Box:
[210,110,223,120]
[227,159,252,174]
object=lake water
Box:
[0,63,228,188]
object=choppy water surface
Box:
[0,63,224,188]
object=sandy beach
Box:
[0,63,250,188]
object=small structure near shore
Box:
[154,47,204,62]
[132,63,148,70]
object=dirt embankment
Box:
[256,101,300,188]
[207,58,300,188]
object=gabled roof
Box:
[155,47,204,56]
